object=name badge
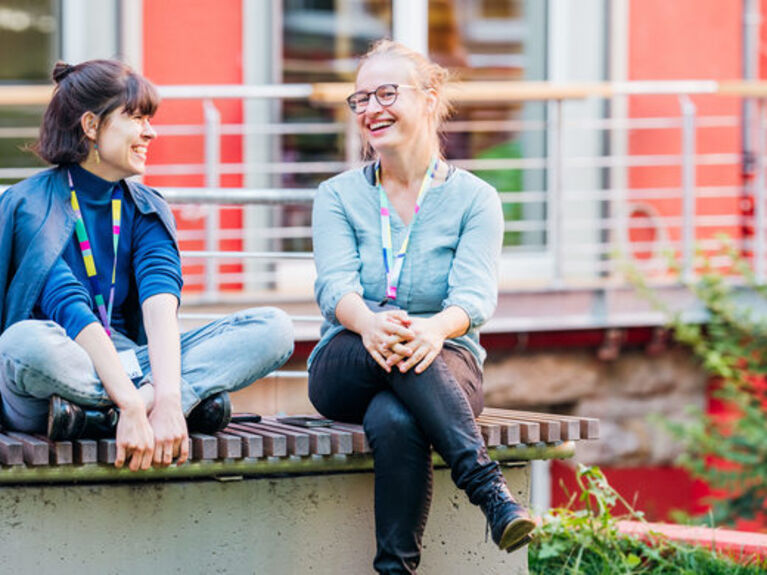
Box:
[117,349,143,380]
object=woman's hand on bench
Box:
[114,402,155,471]
[149,399,190,467]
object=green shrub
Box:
[530,465,767,574]
[628,243,767,526]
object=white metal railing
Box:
[2,80,767,305]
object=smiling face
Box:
[82,106,156,181]
[354,56,434,156]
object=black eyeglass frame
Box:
[346,83,417,114]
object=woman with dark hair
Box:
[308,40,535,573]
[0,60,293,471]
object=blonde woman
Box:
[308,41,535,573]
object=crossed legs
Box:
[0,307,294,432]
[308,330,493,574]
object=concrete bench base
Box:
[0,462,530,574]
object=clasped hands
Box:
[361,310,445,375]
[115,396,189,472]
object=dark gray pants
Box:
[308,330,502,575]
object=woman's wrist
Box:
[116,393,146,415]
[153,389,182,407]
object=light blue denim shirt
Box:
[309,164,504,368]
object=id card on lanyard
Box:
[67,170,122,337]
[377,156,439,306]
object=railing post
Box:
[755,98,766,283]
[678,95,696,283]
[203,99,221,301]
[548,99,564,283]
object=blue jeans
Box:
[0,307,294,432]
[308,330,500,575]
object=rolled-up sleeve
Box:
[312,182,364,322]
[442,185,504,329]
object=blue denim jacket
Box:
[309,165,504,367]
[0,166,179,343]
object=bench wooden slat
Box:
[474,416,521,445]
[479,417,540,444]
[33,435,73,465]
[579,418,600,439]
[478,422,502,447]
[262,418,332,455]
[483,408,600,440]
[321,427,353,455]
[248,423,310,456]
[480,410,560,442]
[221,424,264,458]
[73,439,98,464]
[6,432,49,466]
[190,433,219,460]
[98,439,117,464]
[327,422,370,454]
[489,409,578,440]
[0,432,24,465]
[231,423,288,457]
[214,432,243,459]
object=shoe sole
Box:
[505,533,534,554]
[498,517,536,552]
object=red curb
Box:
[617,520,767,560]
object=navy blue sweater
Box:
[36,165,182,340]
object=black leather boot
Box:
[479,482,536,553]
[47,395,119,440]
[186,392,232,434]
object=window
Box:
[0,0,59,184]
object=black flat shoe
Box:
[186,392,232,434]
[47,395,118,440]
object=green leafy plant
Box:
[628,242,767,526]
[530,464,767,574]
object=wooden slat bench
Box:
[0,409,598,574]
[0,409,597,480]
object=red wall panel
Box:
[628,1,742,252]
[143,0,244,291]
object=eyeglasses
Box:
[346,83,416,114]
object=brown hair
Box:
[33,59,160,165]
[358,39,453,138]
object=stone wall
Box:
[482,345,708,467]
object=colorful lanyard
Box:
[376,155,439,305]
[67,170,122,337]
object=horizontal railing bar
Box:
[177,228,313,241]
[160,84,315,100]
[163,187,315,204]
[0,115,739,144]
[181,250,313,260]
[0,151,746,186]
[143,161,349,176]
[8,80,767,109]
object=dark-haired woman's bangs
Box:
[123,73,160,116]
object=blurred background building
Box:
[1,0,765,524]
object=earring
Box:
[93,142,100,165]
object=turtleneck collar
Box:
[68,163,118,206]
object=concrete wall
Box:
[0,464,530,575]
